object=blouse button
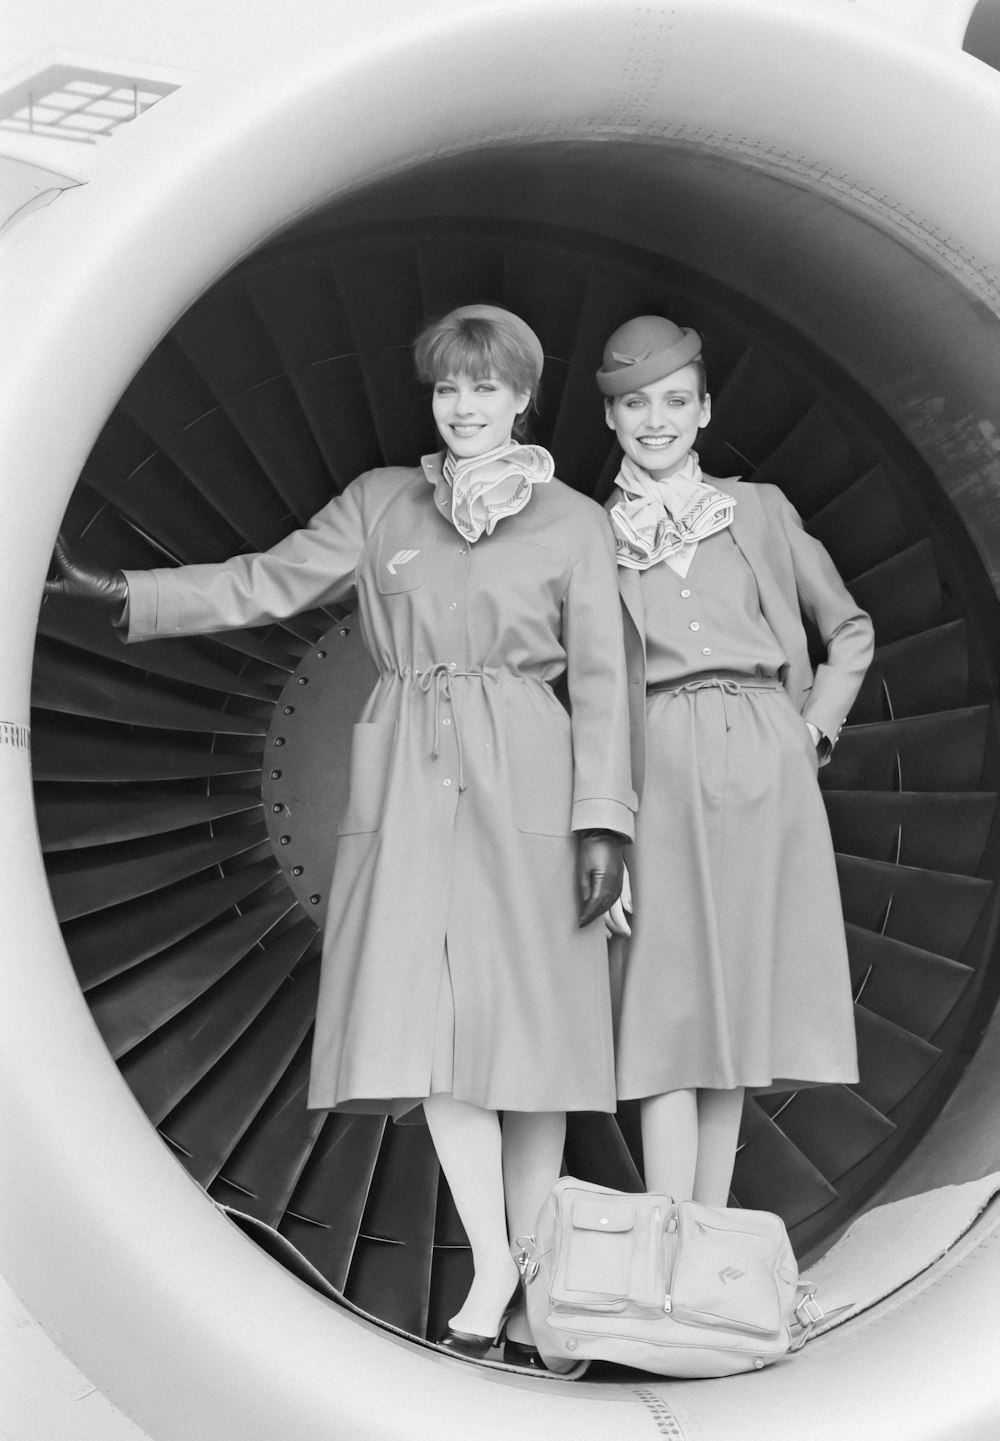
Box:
[443,718,452,726]
[680,589,691,598]
[689,622,700,631]
[443,779,452,787]
[448,662,457,671]
[702,647,712,656]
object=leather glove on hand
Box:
[44,534,129,610]
[576,830,625,929]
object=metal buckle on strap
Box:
[790,1284,825,1349]
[514,1238,539,1285]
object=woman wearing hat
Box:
[596,316,873,1207]
[48,304,635,1364]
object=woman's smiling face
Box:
[605,363,711,478]
[432,373,530,459]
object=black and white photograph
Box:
[3,2,1000,1438]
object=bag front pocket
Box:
[669,1203,784,1335]
[551,1190,669,1312]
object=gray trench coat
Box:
[124,456,636,1114]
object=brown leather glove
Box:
[576,830,626,928]
[44,534,129,610]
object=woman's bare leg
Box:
[640,1088,698,1199]
[693,1087,745,1206]
[500,1110,566,1344]
[424,1094,519,1338]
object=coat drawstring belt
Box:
[646,672,782,732]
[414,663,492,790]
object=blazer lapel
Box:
[614,563,647,798]
[723,481,811,704]
[727,486,782,611]
[607,486,645,662]
[618,564,645,658]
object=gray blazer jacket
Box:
[616,478,875,798]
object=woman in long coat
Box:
[49,304,636,1363]
[597,315,873,1208]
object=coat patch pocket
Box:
[506,705,573,836]
[374,538,429,594]
[338,720,396,835]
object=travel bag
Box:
[517,1177,823,1377]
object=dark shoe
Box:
[502,1335,589,1378]
[436,1278,521,1360]
[436,1327,497,1360]
[502,1336,547,1370]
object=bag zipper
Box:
[664,1210,676,1312]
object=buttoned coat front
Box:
[124,458,636,1114]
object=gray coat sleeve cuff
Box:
[119,569,163,642]
[571,797,636,841]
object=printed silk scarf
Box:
[610,452,736,576]
[439,442,554,543]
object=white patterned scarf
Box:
[440,441,554,543]
[610,453,736,576]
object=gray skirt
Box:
[615,679,859,1098]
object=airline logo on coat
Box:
[386,549,420,575]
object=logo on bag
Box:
[718,1266,746,1283]
[386,549,420,575]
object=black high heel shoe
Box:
[436,1326,499,1360]
[436,1280,521,1360]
